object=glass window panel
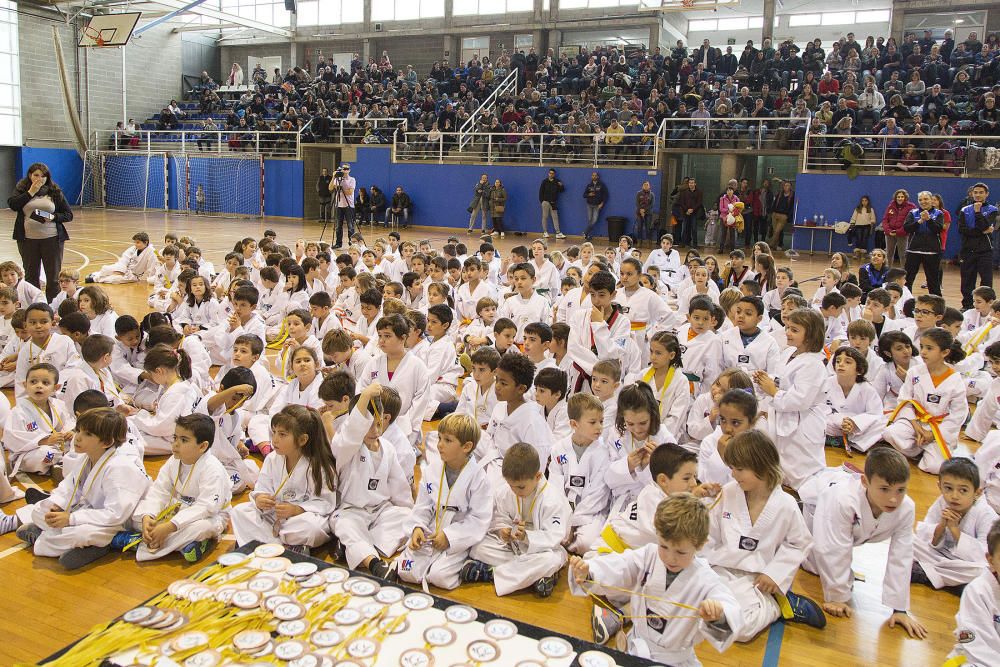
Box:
[589,0,619,7]
[822,12,856,26]
[394,0,419,20]
[717,17,746,30]
[342,0,362,21]
[560,0,587,8]
[514,34,533,48]
[508,0,532,10]
[317,0,340,23]
[420,0,444,17]
[371,0,395,19]
[0,114,19,147]
[688,19,716,31]
[275,5,291,26]
[856,9,890,23]
[453,0,477,15]
[747,16,763,29]
[462,36,488,49]
[297,1,318,25]
[788,13,821,27]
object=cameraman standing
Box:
[328,163,356,249]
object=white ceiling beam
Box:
[147,0,291,37]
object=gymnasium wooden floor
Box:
[0,209,976,666]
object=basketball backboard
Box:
[639,0,740,11]
[78,12,141,47]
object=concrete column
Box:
[762,0,775,42]
[444,35,454,63]
[362,39,370,63]
[648,19,659,50]
[550,0,559,22]
[289,11,297,68]
[363,0,372,31]
[720,153,740,194]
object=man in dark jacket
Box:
[583,171,609,241]
[389,186,412,228]
[538,169,565,239]
[677,177,704,248]
[317,168,332,222]
[959,182,998,309]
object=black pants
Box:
[904,251,942,296]
[319,200,332,222]
[960,250,994,309]
[853,225,872,252]
[492,215,505,234]
[18,238,64,301]
[334,206,355,247]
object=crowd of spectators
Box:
[140,29,1000,166]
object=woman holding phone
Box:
[7,162,73,301]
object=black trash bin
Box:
[607,216,627,243]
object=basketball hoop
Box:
[82,25,107,47]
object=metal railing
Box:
[298,117,407,146]
[458,69,518,150]
[802,133,1000,175]
[394,131,658,167]
[93,129,302,157]
[655,116,813,151]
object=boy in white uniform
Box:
[58,335,122,410]
[455,347,499,429]
[912,457,998,590]
[194,367,260,493]
[568,270,635,392]
[945,519,1000,666]
[463,442,571,598]
[719,296,780,378]
[327,384,413,580]
[476,353,553,483]
[496,263,551,344]
[147,246,181,311]
[569,493,742,666]
[396,414,492,589]
[5,408,149,570]
[547,393,611,554]
[15,303,77,401]
[120,414,231,562]
[4,363,74,475]
[674,295,723,395]
[803,448,929,639]
[89,232,157,284]
[615,258,672,365]
[203,286,266,366]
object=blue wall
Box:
[352,147,661,238]
[793,173,1000,259]
[16,147,83,204]
[264,159,303,218]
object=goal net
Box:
[80,150,168,210]
[174,154,264,217]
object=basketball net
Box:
[681,0,695,7]
[83,26,106,47]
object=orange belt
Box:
[630,321,647,331]
[887,399,951,462]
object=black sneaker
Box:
[368,558,398,582]
[785,591,827,629]
[459,559,494,583]
[24,488,49,505]
[910,560,932,586]
[15,523,41,545]
[533,574,557,598]
[59,545,111,570]
[591,604,622,644]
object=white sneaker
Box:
[500,232,505,239]
[542,232,550,238]
[555,232,566,240]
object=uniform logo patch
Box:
[26,421,38,432]
[646,613,667,633]
[556,454,568,464]
[927,394,941,404]
[739,536,759,552]
[722,512,732,519]
[957,629,975,643]
[367,479,379,491]
[738,354,750,363]
[400,559,414,572]
[569,475,585,488]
